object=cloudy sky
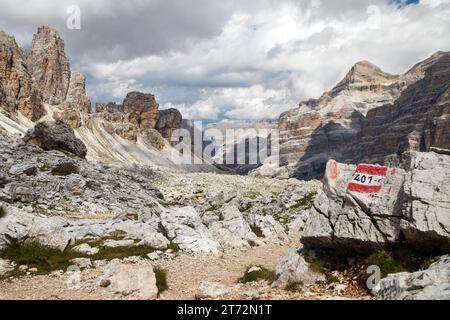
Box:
[0,0,449,121]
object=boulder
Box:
[98,259,158,299]
[70,258,92,270]
[72,243,99,256]
[0,206,72,251]
[51,160,80,176]
[372,255,450,300]
[247,213,287,241]
[160,206,220,253]
[301,152,450,253]
[198,282,231,298]
[23,120,87,158]
[209,204,258,249]
[400,152,450,251]
[9,164,37,176]
[139,128,166,150]
[0,258,14,277]
[4,183,35,203]
[272,249,325,288]
[102,239,135,248]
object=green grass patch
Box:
[290,192,317,210]
[250,225,264,238]
[326,275,340,284]
[167,242,180,253]
[248,240,257,247]
[367,250,404,278]
[239,203,252,213]
[0,242,79,274]
[206,205,221,212]
[154,267,168,293]
[90,245,155,261]
[238,266,276,284]
[285,281,303,292]
[0,239,157,277]
[244,191,262,200]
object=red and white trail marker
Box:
[347,164,389,194]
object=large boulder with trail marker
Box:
[301,151,450,254]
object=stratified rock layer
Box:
[276,52,450,180]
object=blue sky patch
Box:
[390,0,420,7]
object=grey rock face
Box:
[400,152,450,251]
[0,259,14,277]
[301,152,450,253]
[156,108,182,141]
[209,204,258,249]
[0,206,73,252]
[272,249,325,288]
[160,206,220,253]
[372,255,450,300]
[98,258,158,300]
[23,120,87,158]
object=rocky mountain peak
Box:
[331,60,398,96]
[0,30,45,121]
[270,52,450,181]
[28,25,70,106]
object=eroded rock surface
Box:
[301,153,450,253]
[372,255,450,300]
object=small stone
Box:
[19,265,29,272]
[102,239,135,248]
[147,252,159,261]
[248,266,262,273]
[70,258,92,270]
[72,243,99,256]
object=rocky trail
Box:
[0,232,370,300]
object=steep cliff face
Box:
[276,52,450,180]
[156,108,182,142]
[0,26,91,127]
[92,96,181,150]
[27,25,71,106]
[123,92,159,130]
[0,26,186,164]
[0,31,45,121]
